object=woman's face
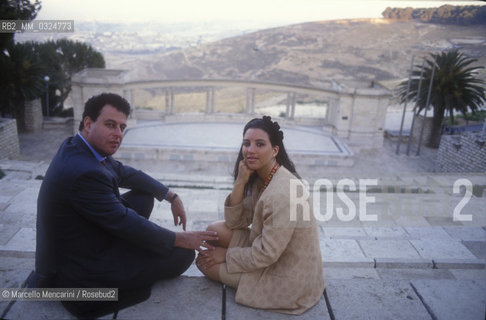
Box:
[242,128,279,172]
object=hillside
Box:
[106,19,486,89]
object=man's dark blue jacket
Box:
[35,134,176,288]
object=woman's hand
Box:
[229,160,254,207]
[236,160,254,185]
[196,247,227,271]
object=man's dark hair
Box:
[78,93,131,131]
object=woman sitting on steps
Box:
[196,116,324,315]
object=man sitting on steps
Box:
[33,92,218,318]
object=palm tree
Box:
[397,50,485,148]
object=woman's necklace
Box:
[260,163,280,194]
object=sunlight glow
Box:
[36,0,485,24]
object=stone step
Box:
[1,160,485,193]
[1,227,484,270]
[3,277,485,320]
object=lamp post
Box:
[43,75,50,118]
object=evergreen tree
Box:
[0,42,45,130]
[0,0,41,50]
[33,39,105,115]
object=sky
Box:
[36,0,485,24]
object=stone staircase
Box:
[0,159,485,319]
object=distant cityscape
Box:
[15,20,284,56]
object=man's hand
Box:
[169,193,187,231]
[174,231,219,252]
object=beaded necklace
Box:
[260,163,280,194]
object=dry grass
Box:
[133,87,292,114]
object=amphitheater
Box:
[69,69,393,170]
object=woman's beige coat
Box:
[224,166,325,315]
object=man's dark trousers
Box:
[61,190,194,319]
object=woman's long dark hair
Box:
[233,116,299,194]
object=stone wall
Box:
[436,132,486,172]
[24,99,43,132]
[0,118,20,159]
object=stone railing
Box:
[24,99,43,132]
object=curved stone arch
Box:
[121,78,343,123]
[123,78,342,96]
[71,68,391,150]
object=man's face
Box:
[83,104,127,156]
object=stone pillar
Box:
[205,88,210,114]
[0,118,20,159]
[286,92,291,118]
[205,87,215,114]
[289,92,296,119]
[244,88,256,114]
[411,114,434,146]
[170,89,175,114]
[250,88,256,114]
[332,92,353,138]
[210,88,215,113]
[165,89,170,114]
[246,88,251,114]
[123,89,133,106]
[24,98,43,132]
[328,85,391,150]
[325,98,338,126]
[347,88,390,149]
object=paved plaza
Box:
[122,122,350,155]
[0,123,485,319]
